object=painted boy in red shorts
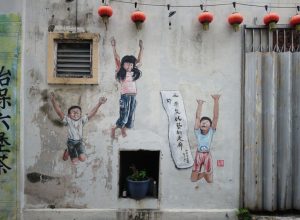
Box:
[191,95,220,183]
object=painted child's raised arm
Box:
[87,97,107,120]
[211,95,220,129]
[50,92,65,120]
[110,37,121,72]
[136,39,144,67]
[194,99,205,130]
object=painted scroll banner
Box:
[161,90,193,169]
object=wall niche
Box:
[119,150,160,199]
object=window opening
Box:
[119,150,160,199]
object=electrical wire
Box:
[109,0,298,9]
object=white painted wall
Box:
[0,0,22,14]
[18,0,298,219]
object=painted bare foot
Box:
[111,127,116,139]
[78,154,86,162]
[121,127,127,137]
[62,149,69,161]
[71,158,79,165]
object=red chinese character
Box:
[217,160,224,167]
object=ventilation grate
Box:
[56,41,92,78]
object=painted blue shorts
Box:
[67,139,86,160]
[116,94,137,128]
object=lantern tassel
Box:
[102,16,109,30]
[268,21,276,31]
[202,22,209,31]
[232,23,240,32]
[135,21,142,30]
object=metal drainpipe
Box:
[75,0,78,32]
[240,24,246,209]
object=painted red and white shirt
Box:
[120,72,137,94]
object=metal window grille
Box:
[55,40,92,78]
[244,25,300,53]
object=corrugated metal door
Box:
[243,26,300,211]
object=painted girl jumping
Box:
[110,37,144,139]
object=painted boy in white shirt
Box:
[50,92,107,165]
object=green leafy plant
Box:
[128,165,148,181]
[236,208,251,220]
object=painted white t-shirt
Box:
[62,115,88,140]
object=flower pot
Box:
[127,177,150,200]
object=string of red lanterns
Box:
[97,2,300,32]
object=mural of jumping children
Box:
[50,92,107,165]
[191,95,220,183]
[110,37,144,139]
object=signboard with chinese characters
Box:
[161,90,193,169]
[0,13,21,220]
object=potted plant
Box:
[126,165,150,200]
[236,208,251,220]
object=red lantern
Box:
[131,11,146,30]
[290,14,300,31]
[198,11,214,31]
[228,12,244,32]
[98,5,113,29]
[263,12,279,31]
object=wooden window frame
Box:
[47,32,99,84]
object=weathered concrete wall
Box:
[0,1,22,14]
[20,0,297,219]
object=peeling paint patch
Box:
[25,171,89,208]
[25,174,67,204]
[72,165,85,179]
[27,172,58,183]
[91,158,103,180]
[40,89,49,102]
[104,145,113,190]
[29,86,40,97]
[59,203,88,209]
[34,25,44,41]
